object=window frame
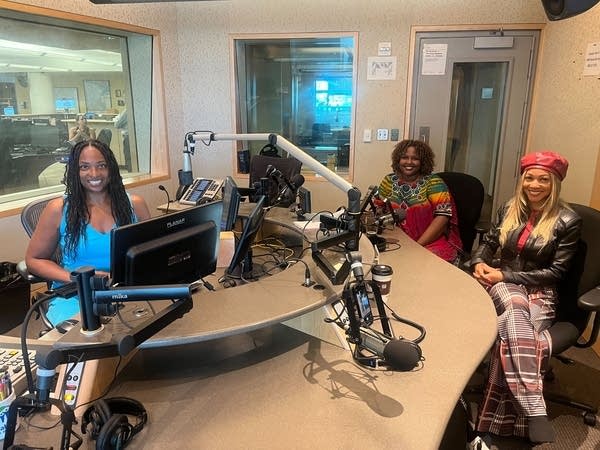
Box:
[229,32,358,182]
[0,0,169,218]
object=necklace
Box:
[391,174,427,207]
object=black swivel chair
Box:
[437,171,485,259]
[246,154,302,208]
[16,195,62,332]
[97,128,112,147]
[543,203,600,425]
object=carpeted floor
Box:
[465,347,600,450]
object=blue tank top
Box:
[48,196,138,325]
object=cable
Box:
[21,292,55,395]
[74,355,123,413]
[186,130,214,148]
[286,258,313,287]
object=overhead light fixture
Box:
[7,64,40,70]
[90,0,215,3]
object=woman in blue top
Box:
[25,139,150,325]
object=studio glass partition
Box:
[0,2,167,212]
[232,34,357,179]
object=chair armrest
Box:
[475,220,490,243]
[16,259,46,284]
[578,286,600,311]
[575,286,600,348]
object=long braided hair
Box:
[62,139,134,258]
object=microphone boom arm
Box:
[2,266,193,450]
[189,132,363,284]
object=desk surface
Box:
[3,217,497,449]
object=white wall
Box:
[528,6,600,204]
[2,0,598,264]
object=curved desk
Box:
[3,212,497,449]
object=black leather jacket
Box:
[471,203,581,287]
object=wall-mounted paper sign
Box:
[367,56,397,80]
[481,87,494,99]
[583,42,600,77]
[422,43,447,75]
[378,42,392,56]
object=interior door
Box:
[409,29,539,222]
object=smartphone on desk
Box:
[351,283,374,326]
[179,178,223,206]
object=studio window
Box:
[0,4,166,212]
[232,34,356,177]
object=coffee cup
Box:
[372,264,393,303]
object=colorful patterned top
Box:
[378,173,462,262]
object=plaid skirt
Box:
[476,282,557,438]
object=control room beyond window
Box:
[233,35,356,176]
[0,9,153,206]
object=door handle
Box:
[418,126,430,144]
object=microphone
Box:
[358,326,422,371]
[375,198,406,233]
[265,164,283,178]
[177,134,195,200]
[275,173,305,205]
[266,165,304,194]
[375,208,406,227]
[158,184,171,214]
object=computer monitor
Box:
[360,185,379,213]
[11,120,31,145]
[296,187,311,220]
[55,98,76,112]
[225,196,266,278]
[221,176,241,232]
[110,201,223,286]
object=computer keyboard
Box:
[0,347,37,396]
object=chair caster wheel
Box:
[583,412,597,426]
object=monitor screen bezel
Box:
[221,176,241,232]
[110,201,223,286]
[225,196,266,277]
[124,221,218,285]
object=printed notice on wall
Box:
[367,56,397,80]
[422,43,447,75]
[583,42,600,77]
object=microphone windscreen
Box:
[291,173,305,188]
[395,208,407,221]
[383,339,422,371]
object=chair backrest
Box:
[97,128,112,147]
[311,123,331,144]
[249,154,302,186]
[21,196,56,237]
[552,203,600,353]
[21,195,62,265]
[437,171,485,254]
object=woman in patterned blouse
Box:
[377,139,462,262]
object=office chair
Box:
[543,203,600,426]
[437,171,485,257]
[16,195,62,332]
[247,154,302,207]
[311,123,331,145]
[97,128,112,147]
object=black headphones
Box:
[81,397,148,450]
